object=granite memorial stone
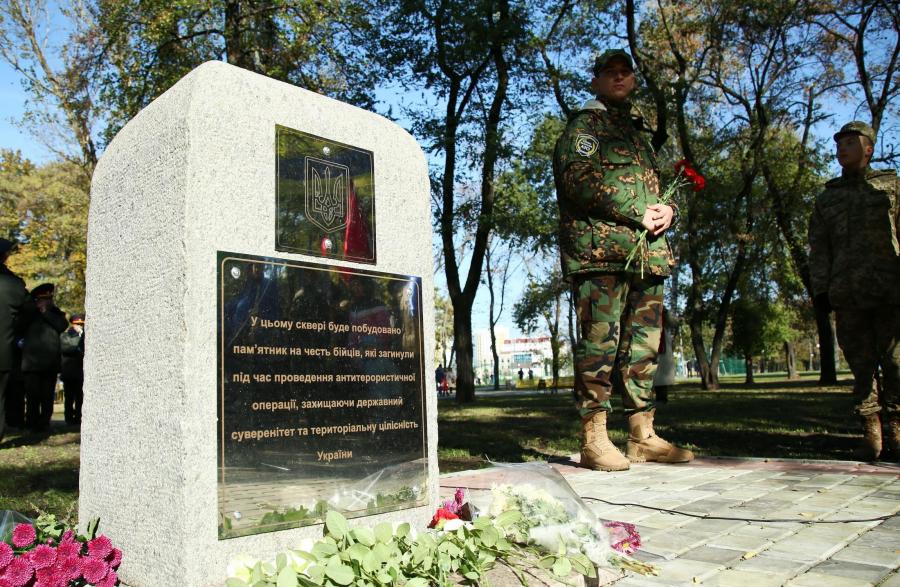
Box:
[81,61,436,586]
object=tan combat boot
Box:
[580,411,630,471]
[855,414,882,461]
[626,409,694,463]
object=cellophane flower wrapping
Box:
[466,462,619,568]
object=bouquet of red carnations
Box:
[625,158,705,276]
[0,514,121,587]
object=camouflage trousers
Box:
[573,273,664,416]
[835,306,900,418]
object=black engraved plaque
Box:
[217,252,426,539]
[276,126,376,264]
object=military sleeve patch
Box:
[574,134,599,157]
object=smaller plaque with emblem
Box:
[276,126,376,263]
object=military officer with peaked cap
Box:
[21,282,68,432]
[809,120,900,461]
[553,49,693,471]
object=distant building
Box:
[474,327,571,385]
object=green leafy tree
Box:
[0,151,88,313]
[513,270,567,391]
[96,0,379,143]
[434,288,454,368]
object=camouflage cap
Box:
[592,49,634,76]
[834,121,876,144]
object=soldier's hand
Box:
[642,204,674,236]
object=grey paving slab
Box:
[811,560,894,584]
[786,571,876,586]
[701,569,794,586]
[624,558,721,585]
[676,517,748,536]
[678,545,745,565]
[638,529,711,558]
[443,458,900,587]
[732,552,811,575]
[706,532,776,552]
[764,536,847,561]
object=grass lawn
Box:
[438,373,863,472]
[0,374,866,521]
[0,421,80,526]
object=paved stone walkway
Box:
[441,457,900,587]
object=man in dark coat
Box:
[22,283,68,432]
[60,314,85,425]
[0,238,33,442]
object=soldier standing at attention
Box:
[553,49,693,471]
[809,121,900,461]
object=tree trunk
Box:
[550,297,561,393]
[224,1,249,69]
[785,340,799,379]
[452,307,475,403]
[745,355,754,385]
[490,329,500,390]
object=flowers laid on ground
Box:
[487,483,656,576]
[625,158,706,276]
[227,463,658,586]
[603,521,641,555]
[0,514,121,587]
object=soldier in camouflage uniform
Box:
[553,49,693,471]
[808,121,900,461]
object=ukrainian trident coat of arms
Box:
[305,156,350,232]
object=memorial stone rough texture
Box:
[81,61,437,586]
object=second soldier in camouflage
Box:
[808,121,900,461]
[553,48,693,471]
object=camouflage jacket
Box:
[808,167,900,308]
[553,98,675,279]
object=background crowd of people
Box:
[0,238,84,443]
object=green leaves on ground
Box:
[227,509,597,586]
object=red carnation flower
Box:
[81,557,109,584]
[29,545,56,570]
[11,525,36,548]
[427,507,459,529]
[0,542,12,569]
[1,557,33,587]
[87,536,113,561]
